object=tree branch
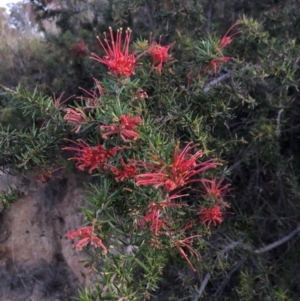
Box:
[192,226,300,300]
[191,241,243,301]
[144,0,154,31]
[192,273,211,301]
[205,0,214,33]
[209,258,247,300]
[254,225,300,254]
[203,71,233,93]
[153,72,233,123]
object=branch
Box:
[225,143,254,174]
[191,241,242,301]
[254,225,300,254]
[144,0,154,31]
[210,258,247,300]
[203,71,233,93]
[191,273,211,301]
[276,108,284,137]
[154,113,174,123]
[192,226,300,300]
[153,72,233,124]
[281,124,300,133]
[205,0,214,33]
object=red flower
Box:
[137,202,163,235]
[159,193,188,209]
[67,226,92,239]
[63,139,122,173]
[172,235,201,271]
[219,22,240,49]
[149,38,173,74]
[134,89,148,101]
[200,178,231,205]
[63,107,88,133]
[136,142,219,192]
[71,40,88,58]
[138,195,187,235]
[90,27,145,78]
[211,56,234,75]
[106,158,138,182]
[78,78,103,107]
[67,226,107,254]
[100,114,142,142]
[198,205,223,228]
[53,92,75,109]
[137,172,169,190]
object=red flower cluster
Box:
[100,114,143,142]
[138,195,187,235]
[211,22,240,75]
[106,158,138,182]
[198,205,224,228]
[200,178,231,205]
[91,27,145,78]
[138,201,166,235]
[63,139,122,174]
[136,142,219,192]
[63,108,88,133]
[134,89,148,101]
[78,78,103,107]
[197,179,230,228]
[67,226,107,254]
[172,235,201,271]
[211,56,234,75]
[71,40,88,58]
[149,39,173,74]
[219,22,240,49]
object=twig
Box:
[210,258,247,300]
[144,0,154,31]
[192,226,300,300]
[192,273,211,301]
[153,72,233,124]
[154,113,174,123]
[225,143,254,174]
[281,124,300,132]
[191,240,243,301]
[275,107,285,204]
[210,227,300,299]
[220,240,245,254]
[276,108,284,137]
[254,225,300,254]
[203,71,233,93]
[205,0,214,33]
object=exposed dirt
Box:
[0,171,95,301]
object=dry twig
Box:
[192,226,300,300]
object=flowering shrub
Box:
[61,28,233,299]
[2,9,300,300]
[0,23,245,300]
